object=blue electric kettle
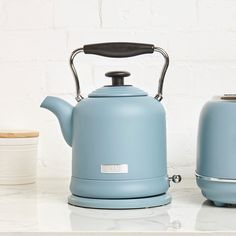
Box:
[41,42,181,209]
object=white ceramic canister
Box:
[0,130,39,185]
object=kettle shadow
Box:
[195,200,236,231]
[68,204,181,231]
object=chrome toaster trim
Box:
[195,172,236,183]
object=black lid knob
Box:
[105,71,130,86]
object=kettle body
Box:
[71,95,168,199]
[41,42,181,209]
[196,95,236,206]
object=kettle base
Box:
[196,174,236,207]
[68,193,171,209]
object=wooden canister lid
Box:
[0,130,39,138]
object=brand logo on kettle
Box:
[101,164,128,174]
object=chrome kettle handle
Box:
[69,42,169,102]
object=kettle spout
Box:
[41,96,73,147]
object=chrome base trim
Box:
[195,172,236,183]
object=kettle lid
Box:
[88,71,147,98]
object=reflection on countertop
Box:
[195,200,236,231]
[69,204,181,231]
[0,178,235,233]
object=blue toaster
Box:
[196,94,236,207]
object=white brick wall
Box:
[0,0,235,178]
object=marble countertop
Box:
[0,178,236,234]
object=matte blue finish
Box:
[88,85,148,97]
[197,177,236,207]
[72,96,167,180]
[41,85,169,208]
[68,193,171,209]
[70,176,169,198]
[197,100,236,179]
[196,99,236,205]
[41,96,73,146]
[70,95,168,199]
